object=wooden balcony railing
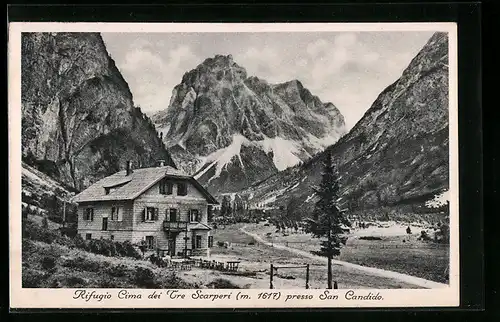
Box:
[163,221,188,232]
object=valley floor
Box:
[237,221,449,285]
[21,219,449,289]
[209,223,448,289]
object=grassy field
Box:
[244,222,449,283]
[210,224,419,289]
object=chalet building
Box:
[72,160,218,258]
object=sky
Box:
[102,31,435,130]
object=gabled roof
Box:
[190,222,212,230]
[72,166,219,204]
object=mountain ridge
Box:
[152,54,346,194]
[240,32,450,220]
[21,32,176,191]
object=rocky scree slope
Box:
[21,32,175,191]
[152,54,346,194]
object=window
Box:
[85,233,92,240]
[208,236,214,248]
[105,187,110,195]
[177,182,187,196]
[143,207,158,221]
[195,235,202,249]
[110,235,114,241]
[169,209,177,222]
[145,236,155,249]
[102,217,108,231]
[159,179,173,195]
[84,208,94,221]
[190,209,200,222]
[111,206,123,221]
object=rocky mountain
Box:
[243,32,450,220]
[21,32,176,191]
[152,54,346,194]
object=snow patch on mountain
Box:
[259,136,302,171]
[425,190,449,208]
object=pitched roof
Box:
[190,222,212,230]
[72,166,218,204]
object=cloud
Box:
[119,43,199,112]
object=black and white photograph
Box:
[9,22,459,308]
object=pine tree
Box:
[305,150,349,289]
[221,195,231,228]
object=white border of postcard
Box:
[9,22,459,309]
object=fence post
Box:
[305,264,310,289]
[270,264,274,289]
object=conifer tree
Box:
[305,150,350,289]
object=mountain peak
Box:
[153,54,346,193]
[181,54,247,85]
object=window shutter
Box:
[154,208,159,221]
[91,209,94,221]
[142,208,146,222]
[165,209,169,222]
[118,207,123,221]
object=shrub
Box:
[99,277,122,288]
[41,255,57,271]
[65,275,88,287]
[160,272,193,289]
[206,278,240,289]
[63,256,101,273]
[41,217,49,228]
[419,230,432,241]
[134,267,159,288]
[23,220,59,244]
[55,235,76,248]
[123,240,142,259]
[23,269,45,288]
[217,241,225,247]
[148,254,168,268]
[359,236,382,241]
[106,264,129,277]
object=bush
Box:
[99,277,122,288]
[206,278,240,289]
[148,254,168,268]
[65,275,88,287]
[359,236,382,241]
[23,269,45,288]
[106,264,129,277]
[55,234,76,248]
[160,272,193,289]
[419,230,432,241]
[42,217,49,228]
[63,256,102,273]
[123,240,142,259]
[134,267,159,288]
[23,220,59,244]
[41,256,57,271]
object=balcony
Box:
[163,221,188,232]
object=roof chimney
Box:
[157,160,165,167]
[126,161,133,175]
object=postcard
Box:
[9,22,458,309]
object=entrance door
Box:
[168,238,176,256]
[102,217,108,231]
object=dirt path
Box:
[240,226,448,289]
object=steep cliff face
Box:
[152,54,346,194]
[244,32,450,218]
[21,32,175,190]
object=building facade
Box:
[73,161,218,257]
